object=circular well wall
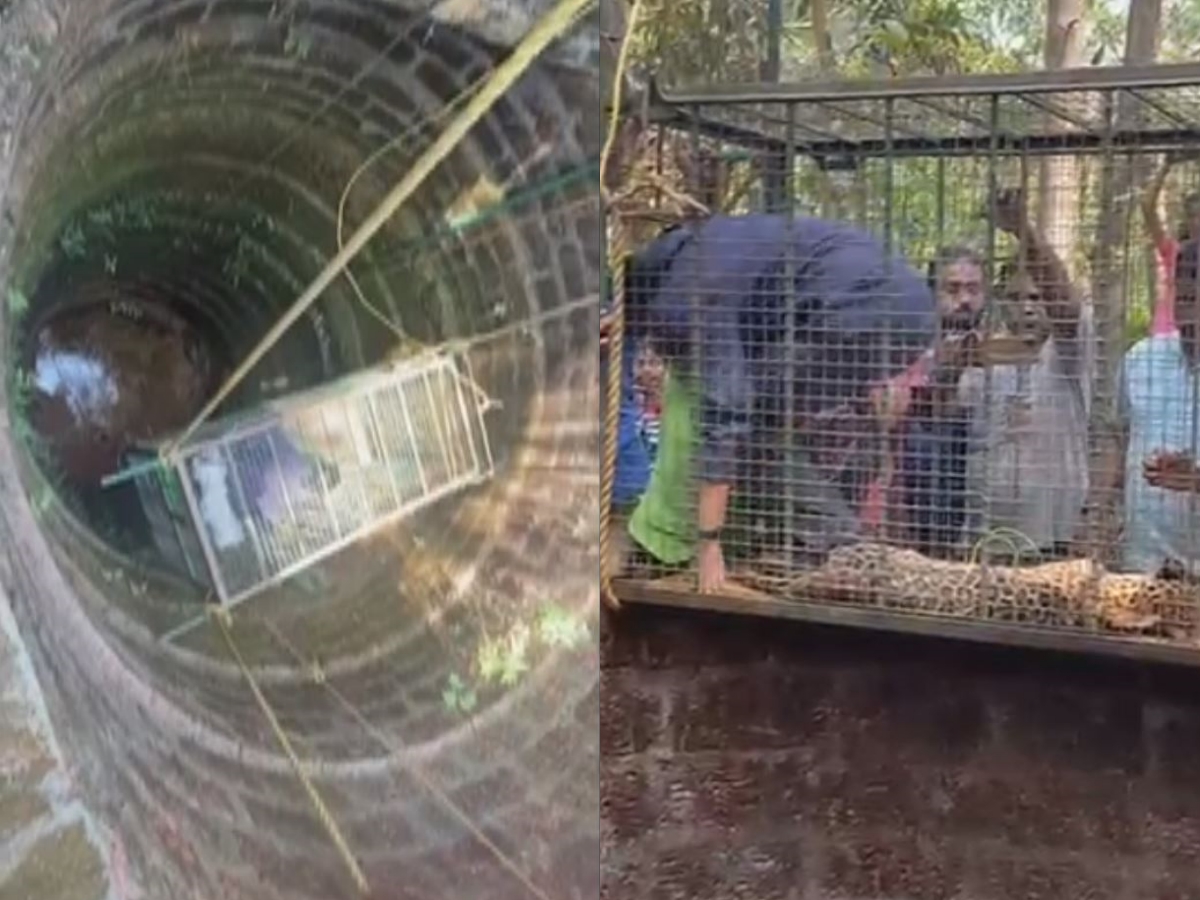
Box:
[0,1,602,898]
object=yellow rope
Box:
[333,70,490,350]
[255,616,556,900]
[598,0,644,612]
[207,606,371,895]
[162,0,598,463]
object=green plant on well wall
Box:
[59,220,87,260]
[471,604,591,698]
[10,365,35,416]
[6,285,28,320]
[476,623,532,688]
[441,672,478,715]
[536,603,590,650]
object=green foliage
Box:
[284,26,313,59]
[55,191,275,287]
[6,286,28,319]
[9,365,35,416]
[1160,0,1200,62]
[536,604,590,650]
[629,0,767,86]
[32,482,53,519]
[223,234,255,288]
[839,0,1026,77]
[461,604,591,707]
[59,221,86,260]
[632,0,1155,86]
[477,624,532,687]
[441,672,478,715]
[1125,295,1152,348]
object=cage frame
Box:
[644,62,1200,160]
[613,62,1200,666]
[132,347,496,633]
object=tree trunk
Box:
[1036,0,1088,274]
[809,0,836,71]
[1081,0,1163,564]
[803,0,847,217]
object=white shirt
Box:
[1122,332,1200,572]
[192,450,245,551]
[958,306,1095,549]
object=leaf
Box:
[881,18,909,42]
[6,286,28,318]
[443,672,475,713]
[537,605,589,649]
[477,640,505,684]
[499,651,529,687]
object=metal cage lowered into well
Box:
[609,62,1200,664]
[127,348,495,610]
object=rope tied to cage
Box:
[598,0,710,611]
[159,0,598,465]
[597,0,637,613]
[207,605,371,895]
[253,614,559,900]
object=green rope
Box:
[392,158,599,262]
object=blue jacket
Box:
[638,214,936,483]
[604,339,653,508]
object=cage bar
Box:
[133,350,495,607]
[612,64,1200,662]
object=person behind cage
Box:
[602,227,692,511]
[951,188,1095,560]
[621,212,937,592]
[1121,238,1200,575]
[870,245,986,555]
[602,307,666,509]
[1141,152,1200,337]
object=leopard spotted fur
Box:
[788,542,1199,639]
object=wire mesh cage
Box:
[609,64,1200,661]
[132,349,494,607]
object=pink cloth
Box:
[1152,237,1180,336]
[860,349,936,529]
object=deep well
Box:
[0,1,600,898]
[602,606,1200,900]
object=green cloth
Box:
[629,372,698,565]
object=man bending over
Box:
[623,213,936,592]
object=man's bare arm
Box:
[995,189,1080,334]
[1142,158,1173,249]
[697,482,731,534]
[1017,223,1079,332]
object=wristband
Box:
[697,528,722,543]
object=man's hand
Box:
[993,187,1028,236]
[697,539,726,593]
[1144,450,1200,494]
[935,330,980,372]
[600,308,618,349]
